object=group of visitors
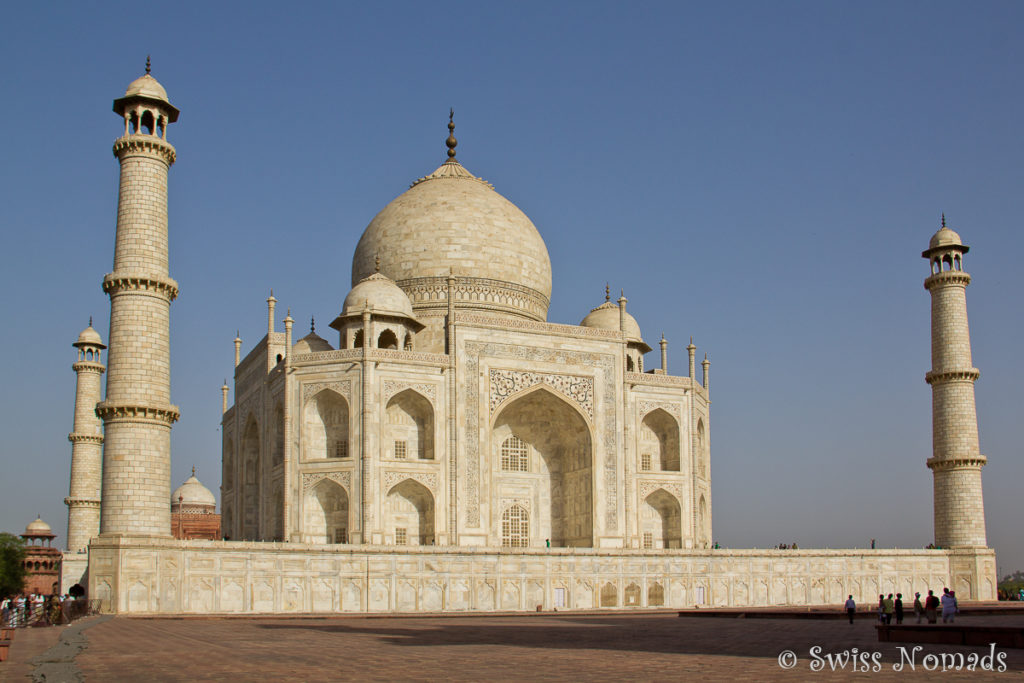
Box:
[775,543,798,550]
[843,587,959,625]
[1,593,72,627]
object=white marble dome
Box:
[580,300,647,346]
[24,517,53,536]
[124,73,170,103]
[171,473,216,509]
[292,329,333,355]
[351,158,552,321]
[343,272,415,319]
[929,226,964,250]
[74,324,104,348]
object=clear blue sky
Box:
[1,1,1020,574]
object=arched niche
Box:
[696,419,707,478]
[272,402,284,466]
[698,494,709,547]
[640,409,680,471]
[303,479,349,544]
[641,488,682,549]
[492,387,593,547]
[242,417,260,540]
[303,390,350,460]
[223,436,235,490]
[385,479,435,545]
[377,329,399,350]
[385,390,434,460]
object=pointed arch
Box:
[501,504,529,547]
[698,494,708,547]
[242,416,260,540]
[492,385,593,547]
[640,408,680,471]
[223,436,235,490]
[385,479,435,545]
[385,389,434,460]
[304,389,350,460]
[641,488,682,549]
[696,419,707,479]
[377,329,399,350]
[272,401,284,466]
[352,329,364,349]
[303,479,349,544]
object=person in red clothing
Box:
[924,589,940,624]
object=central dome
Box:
[351,156,552,322]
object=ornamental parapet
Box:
[112,135,176,166]
[95,401,180,425]
[64,497,101,508]
[68,432,104,444]
[927,455,988,471]
[925,368,980,384]
[71,361,106,374]
[924,271,971,290]
[454,312,623,342]
[625,372,697,390]
[102,272,179,300]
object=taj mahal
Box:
[61,64,996,614]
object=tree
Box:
[0,533,27,598]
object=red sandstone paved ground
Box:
[2,624,63,680]
[59,612,1024,682]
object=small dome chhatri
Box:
[924,213,969,257]
[343,271,415,319]
[24,517,54,536]
[171,469,217,514]
[74,319,106,349]
[113,56,180,122]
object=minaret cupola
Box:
[113,56,179,139]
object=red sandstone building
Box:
[171,469,221,540]
[21,518,61,595]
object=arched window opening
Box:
[378,329,399,350]
[385,390,434,460]
[697,419,707,478]
[141,110,156,135]
[502,505,529,547]
[698,494,708,546]
[224,437,235,490]
[501,435,529,472]
[640,409,680,471]
[129,112,139,134]
[600,583,617,607]
[352,330,364,348]
[648,582,665,606]
[404,334,413,351]
[626,355,635,372]
[272,404,284,466]
[242,418,261,540]
[302,479,348,545]
[303,391,349,460]
[642,489,682,549]
[386,479,435,545]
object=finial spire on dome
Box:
[605,283,610,302]
[89,316,93,327]
[941,212,946,228]
[375,251,381,273]
[446,108,458,160]
[191,465,196,477]
[311,316,315,333]
[145,55,151,75]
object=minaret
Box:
[96,60,181,537]
[923,216,987,547]
[65,321,106,552]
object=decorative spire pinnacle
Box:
[145,55,151,75]
[89,316,93,327]
[235,329,240,339]
[941,212,946,228]
[605,283,610,302]
[311,316,315,333]
[375,251,381,273]
[191,465,196,477]
[446,108,458,160]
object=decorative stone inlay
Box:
[927,456,988,471]
[638,401,682,423]
[383,471,438,494]
[465,341,618,531]
[64,497,101,508]
[102,272,179,301]
[638,481,685,505]
[383,380,437,404]
[500,498,531,513]
[489,369,594,420]
[401,277,550,322]
[924,271,971,289]
[302,380,352,402]
[71,361,106,374]
[291,349,361,364]
[625,372,692,388]
[301,471,351,493]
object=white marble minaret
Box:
[923,215,987,548]
[97,59,180,537]
[65,321,105,552]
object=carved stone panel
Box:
[638,401,682,424]
[302,381,353,402]
[383,380,436,405]
[383,471,438,494]
[301,471,351,494]
[489,369,594,420]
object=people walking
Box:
[883,594,895,624]
[894,593,904,624]
[914,592,924,624]
[844,595,856,624]
[941,588,956,623]
[925,590,940,623]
